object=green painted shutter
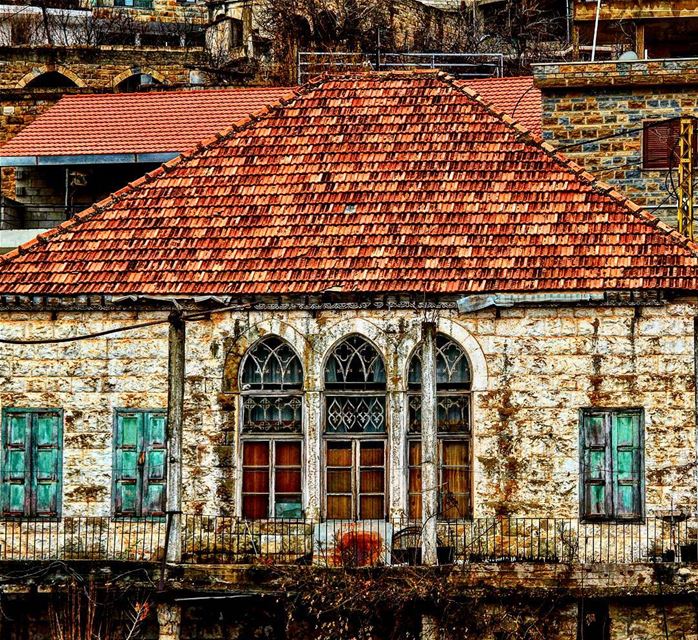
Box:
[611,411,643,519]
[2,411,31,516]
[31,411,62,517]
[114,411,166,516]
[114,412,142,516]
[142,412,167,516]
[582,412,610,518]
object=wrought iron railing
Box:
[0,515,695,566]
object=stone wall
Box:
[535,59,698,228]
[0,300,694,520]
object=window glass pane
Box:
[360,469,384,493]
[408,335,471,389]
[442,442,469,466]
[326,396,385,433]
[276,442,301,466]
[360,442,384,466]
[275,498,302,519]
[325,336,386,387]
[327,441,352,466]
[243,469,270,493]
[241,337,303,391]
[409,442,421,466]
[276,469,301,494]
[359,496,384,520]
[243,442,270,466]
[327,469,351,493]
[327,495,352,519]
[243,495,268,520]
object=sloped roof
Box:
[461,76,541,134]
[1,71,697,296]
[0,88,295,163]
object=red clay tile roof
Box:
[461,75,541,134]
[1,71,697,296]
[0,88,296,159]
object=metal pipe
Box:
[591,0,602,61]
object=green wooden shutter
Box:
[142,412,167,517]
[114,411,142,516]
[32,411,62,517]
[114,411,166,517]
[2,411,31,516]
[582,412,610,519]
[611,411,643,519]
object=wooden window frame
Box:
[407,438,473,521]
[324,437,387,521]
[241,438,304,520]
[579,408,645,523]
[0,408,63,520]
[112,409,167,519]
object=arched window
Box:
[324,335,386,520]
[240,337,303,520]
[407,335,472,520]
[26,72,77,89]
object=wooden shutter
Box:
[32,411,62,517]
[114,411,166,517]
[581,412,610,519]
[143,412,167,517]
[643,121,680,169]
[114,412,142,516]
[611,411,643,519]
[2,411,31,516]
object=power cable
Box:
[556,116,686,152]
[0,302,251,345]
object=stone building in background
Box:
[0,72,695,639]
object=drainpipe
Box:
[421,321,438,566]
[166,311,185,564]
[591,0,602,61]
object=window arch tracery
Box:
[407,334,472,520]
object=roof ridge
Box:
[0,84,308,263]
[436,71,698,257]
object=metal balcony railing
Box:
[0,515,695,567]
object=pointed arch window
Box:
[408,335,472,520]
[324,335,387,520]
[240,337,303,520]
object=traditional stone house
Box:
[0,71,697,638]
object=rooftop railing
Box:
[0,515,695,567]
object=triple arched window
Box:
[407,334,472,520]
[237,332,473,521]
[240,337,303,519]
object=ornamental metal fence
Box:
[0,515,695,566]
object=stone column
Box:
[421,322,438,566]
[166,312,185,563]
[388,389,406,525]
[304,390,323,522]
[157,602,182,640]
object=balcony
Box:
[0,515,695,567]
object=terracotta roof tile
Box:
[0,71,696,296]
[0,87,296,159]
[460,75,541,134]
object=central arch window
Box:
[240,337,303,520]
[324,335,387,520]
[408,334,472,520]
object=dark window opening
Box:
[26,72,77,89]
[578,600,610,640]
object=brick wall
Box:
[535,59,698,227]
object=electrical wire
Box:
[0,302,252,345]
[556,116,686,152]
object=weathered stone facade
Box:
[535,58,698,228]
[0,299,693,522]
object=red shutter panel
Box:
[643,121,680,170]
